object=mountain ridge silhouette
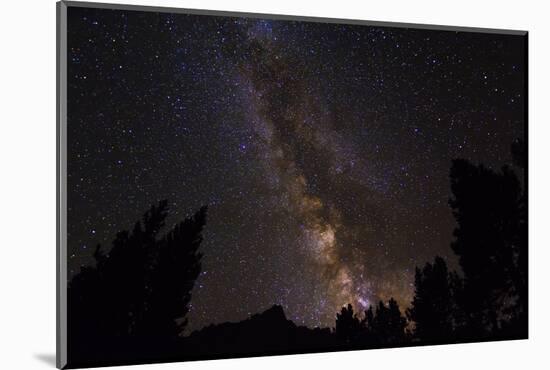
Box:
[183,304,335,358]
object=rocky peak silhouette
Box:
[250,305,289,323]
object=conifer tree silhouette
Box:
[509,138,527,335]
[68,201,207,362]
[361,305,376,344]
[335,303,362,345]
[138,206,207,340]
[449,158,525,337]
[407,257,454,342]
[376,298,408,345]
[358,299,408,346]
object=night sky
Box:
[67,6,526,331]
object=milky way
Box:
[67,7,526,330]
[238,24,377,321]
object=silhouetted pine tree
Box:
[68,201,207,361]
[137,206,207,340]
[448,270,468,335]
[363,305,374,331]
[360,305,376,344]
[449,159,525,337]
[504,138,527,337]
[407,257,454,342]
[367,299,407,345]
[335,304,362,345]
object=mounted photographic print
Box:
[56,1,528,368]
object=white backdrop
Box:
[0,0,548,369]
